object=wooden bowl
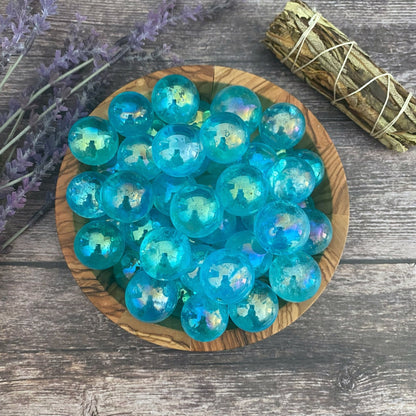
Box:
[55,65,349,352]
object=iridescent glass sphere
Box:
[200,112,249,164]
[260,103,306,150]
[181,294,229,342]
[199,211,237,246]
[124,209,171,251]
[151,74,200,124]
[298,196,315,210]
[117,134,160,180]
[241,141,277,174]
[216,164,269,216]
[125,271,179,323]
[180,244,214,294]
[254,201,310,255]
[140,227,191,280]
[170,184,223,238]
[189,100,211,128]
[100,170,153,223]
[200,248,255,305]
[268,156,315,203]
[152,173,196,215]
[225,230,273,277]
[68,116,119,166]
[210,85,262,134]
[152,124,205,177]
[108,91,153,136]
[229,281,279,332]
[293,149,325,186]
[303,209,333,255]
[74,220,125,269]
[66,171,106,218]
[113,249,141,289]
[269,251,321,302]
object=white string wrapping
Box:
[282,13,412,139]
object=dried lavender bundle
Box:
[264,0,416,152]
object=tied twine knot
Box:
[281,12,412,139]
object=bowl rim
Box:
[55,64,350,352]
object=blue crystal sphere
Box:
[108,91,153,136]
[66,171,106,218]
[225,230,273,277]
[200,112,249,164]
[269,252,321,302]
[268,156,316,203]
[260,103,306,150]
[216,164,269,216]
[152,173,196,215]
[100,170,153,223]
[68,116,119,166]
[124,209,171,251]
[303,209,333,255]
[254,201,310,255]
[298,197,315,210]
[117,134,160,180]
[151,74,200,124]
[241,141,277,174]
[210,85,262,134]
[181,294,229,342]
[113,249,141,289]
[140,227,191,280]
[125,271,179,323]
[152,124,205,177]
[200,248,255,305]
[293,149,325,186]
[74,220,125,269]
[199,211,237,246]
[229,281,279,332]
[180,244,214,294]
[170,184,223,238]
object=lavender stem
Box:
[0,171,33,191]
[0,54,24,93]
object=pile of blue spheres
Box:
[66,75,333,343]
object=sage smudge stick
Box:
[264,0,416,152]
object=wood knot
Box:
[336,365,360,391]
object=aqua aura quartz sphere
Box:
[293,149,325,186]
[225,230,273,277]
[68,116,119,165]
[180,244,214,294]
[199,211,237,246]
[200,112,249,164]
[216,164,269,216]
[210,85,262,134]
[268,156,316,203]
[181,294,229,342]
[152,173,196,215]
[113,249,141,289]
[229,281,279,332]
[241,141,277,174]
[140,227,191,281]
[152,124,205,177]
[74,220,125,270]
[260,103,306,150]
[66,171,106,218]
[125,271,179,323]
[303,209,333,255]
[254,201,310,255]
[298,196,315,210]
[124,209,171,251]
[117,134,160,180]
[100,170,153,223]
[269,251,321,302]
[151,74,200,124]
[200,248,255,305]
[108,91,153,136]
[170,184,223,238]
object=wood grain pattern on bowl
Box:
[55,65,349,352]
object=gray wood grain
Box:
[1,0,416,414]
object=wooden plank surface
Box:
[1,0,416,414]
